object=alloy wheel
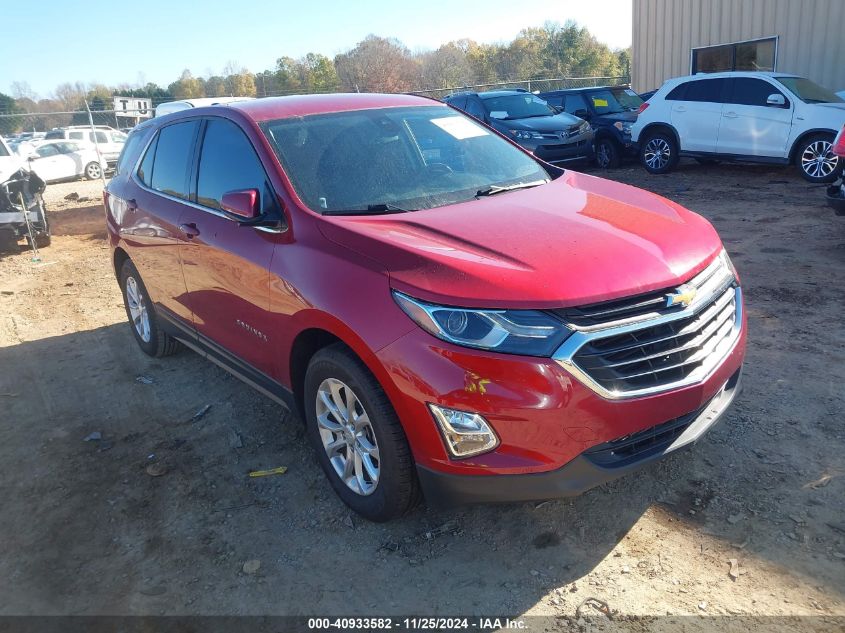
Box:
[800,140,839,180]
[86,163,102,180]
[315,378,380,496]
[644,137,671,170]
[596,142,611,168]
[125,276,151,342]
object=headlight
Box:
[579,121,591,134]
[392,291,571,356]
[509,129,543,140]
[613,121,633,133]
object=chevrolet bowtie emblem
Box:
[666,284,697,308]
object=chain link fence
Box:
[411,76,630,100]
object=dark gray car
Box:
[444,90,593,165]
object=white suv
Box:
[631,72,845,182]
[44,126,127,165]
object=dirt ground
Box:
[0,162,843,627]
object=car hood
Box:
[318,172,723,309]
[495,113,583,132]
[0,155,25,183]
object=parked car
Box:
[638,89,657,102]
[826,125,845,215]
[443,90,593,165]
[0,136,50,250]
[106,94,746,521]
[631,71,845,182]
[26,140,107,182]
[539,85,644,168]
[44,126,127,164]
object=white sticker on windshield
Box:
[488,111,508,120]
[432,116,490,139]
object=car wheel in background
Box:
[595,138,621,169]
[640,130,679,174]
[84,161,102,180]
[304,343,420,522]
[119,259,180,357]
[796,134,840,183]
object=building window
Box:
[692,37,777,74]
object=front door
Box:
[29,144,74,181]
[717,78,794,158]
[178,117,280,377]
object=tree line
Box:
[1,21,629,133]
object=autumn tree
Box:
[334,35,420,93]
[168,70,204,99]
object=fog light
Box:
[428,404,499,458]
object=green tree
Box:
[167,70,204,99]
[0,92,24,135]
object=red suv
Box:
[106,94,746,521]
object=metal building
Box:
[632,0,845,92]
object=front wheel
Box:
[796,134,840,183]
[595,138,621,169]
[84,161,102,181]
[640,130,679,174]
[304,344,419,522]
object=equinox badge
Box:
[665,284,697,308]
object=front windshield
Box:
[587,88,644,114]
[261,106,550,214]
[776,77,844,104]
[0,141,9,157]
[481,94,556,120]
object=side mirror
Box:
[221,188,260,220]
[766,93,786,107]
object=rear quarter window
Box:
[115,128,150,176]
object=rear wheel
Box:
[595,137,621,169]
[84,161,102,181]
[119,259,180,357]
[640,130,679,174]
[304,344,419,522]
[796,134,840,183]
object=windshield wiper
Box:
[322,202,413,216]
[475,180,548,198]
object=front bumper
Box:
[418,368,741,507]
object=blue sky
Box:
[1,0,632,98]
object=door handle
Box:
[179,222,200,238]
[674,105,687,113]
[723,111,738,119]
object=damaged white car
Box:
[0,136,50,251]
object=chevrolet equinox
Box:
[105,94,746,521]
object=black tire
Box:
[795,133,841,183]
[84,161,102,181]
[595,137,622,169]
[29,204,51,249]
[640,129,679,174]
[304,344,419,522]
[0,230,18,253]
[118,259,180,357]
[695,158,721,166]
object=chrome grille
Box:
[553,252,742,399]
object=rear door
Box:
[178,116,281,377]
[127,119,200,325]
[668,78,728,153]
[717,77,793,158]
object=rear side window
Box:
[69,131,84,140]
[196,118,276,213]
[728,78,786,107]
[675,79,727,103]
[564,93,589,114]
[115,129,149,175]
[146,121,200,199]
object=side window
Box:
[196,118,276,214]
[137,135,157,186]
[544,95,563,108]
[92,131,108,144]
[728,78,787,107]
[69,131,84,140]
[665,84,687,101]
[564,94,589,115]
[116,129,149,175]
[464,98,485,119]
[36,145,60,157]
[681,79,727,103]
[148,120,199,199]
